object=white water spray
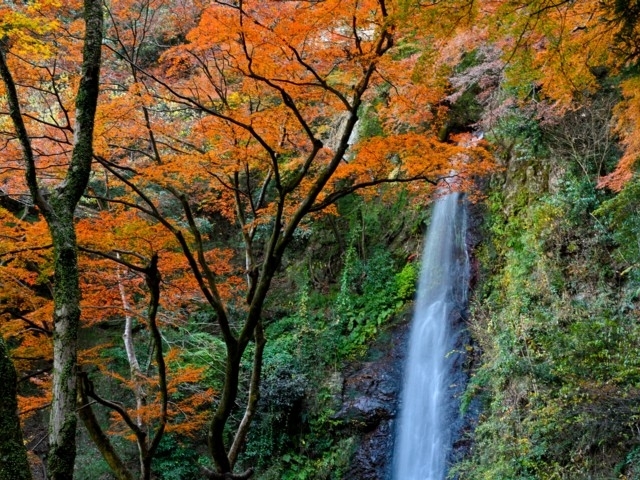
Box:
[392,193,469,480]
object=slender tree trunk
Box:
[141,457,153,480]
[0,338,32,480]
[228,321,265,469]
[208,348,241,474]
[117,265,149,478]
[116,262,146,428]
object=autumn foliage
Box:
[1,0,639,478]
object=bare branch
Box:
[78,246,148,273]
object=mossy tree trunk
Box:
[46,218,84,480]
[0,1,103,478]
[0,338,32,480]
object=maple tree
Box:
[74,225,214,480]
[0,0,103,478]
[1,2,218,478]
[79,0,491,478]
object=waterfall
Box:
[324,111,359,159]
[392,193,469,480]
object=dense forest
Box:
[0,0,639,479]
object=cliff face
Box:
[328,194,486,480]
[455,85,640,478]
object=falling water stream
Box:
[392,193,469,480]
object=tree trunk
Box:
[228,321,265,469]
[0,338,32,480]
[117,264,146,429]
[118,268,150,479]
[47,219,82,480]
[207,349,241,474]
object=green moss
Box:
[356,103,385,140]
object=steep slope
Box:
[458,87,640,479]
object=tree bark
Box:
[207,348,241,474]
[47,221,83,480]
[0,338,32,480]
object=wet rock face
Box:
[348,420,395,480]
[334,317,410,480]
